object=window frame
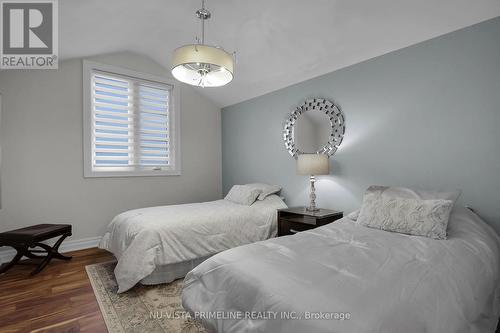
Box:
[83,60,181,178]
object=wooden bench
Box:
[0,224,72,275]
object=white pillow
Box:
[357,186,455,239]
[224,185,261,206]
[380,186,461,204]
[348,186,461,222]
[245,183,282,201]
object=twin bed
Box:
[100,184,500,332]
[99,189,286,292]
[182,205,500,332]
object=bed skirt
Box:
[139,256,211,285]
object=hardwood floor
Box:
[1,247,499,333]
[0,248,114,333]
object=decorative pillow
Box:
[381,186,461,204]
[357,186,454,240]
[224,185,261,206]
[349,187,460,222]
[245,183,282,201]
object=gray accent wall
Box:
[222,17,500,235]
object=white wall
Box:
[0,52,222,240]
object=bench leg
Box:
[0,247,26,274]
[30,233,72,276]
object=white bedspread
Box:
[182,206,500,333]
[99,195,286,292]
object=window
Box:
[83,61,180,177]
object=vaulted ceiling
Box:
[60,0,500,107]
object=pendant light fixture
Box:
[171,0,234,88]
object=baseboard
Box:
[0,236,102,265]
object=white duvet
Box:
[182,206,500,333]
[99,195,287,292]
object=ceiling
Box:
[60,0,500,108]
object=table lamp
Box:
[297,154,329,212]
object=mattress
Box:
[99,195,287,292]
[182,206,500,333]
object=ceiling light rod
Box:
[196,0,211,45]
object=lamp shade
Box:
[297,154,329,175]
[171,44,234,87]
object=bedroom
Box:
[0,0,499,332]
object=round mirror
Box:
[283,98,345,158]
[294,110,332,153]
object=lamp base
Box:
[306,175,320,212]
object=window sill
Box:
[83,169,181,178]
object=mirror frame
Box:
[283,98,345,159]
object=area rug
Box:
[85,261,207,333]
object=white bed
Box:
[182,206,500,333]
[99,194,287,292]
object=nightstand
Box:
[277,207,343,236]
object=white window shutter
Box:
[137,83,170,168]
[89,70,173,173]
[92,72,133,167]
